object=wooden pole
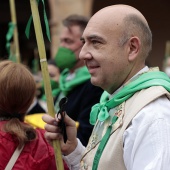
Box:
[29,0,64,169]
[9,0,21,63]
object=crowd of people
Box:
[0,3,170,170]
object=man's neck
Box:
[110,66,149,98]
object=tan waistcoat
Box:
[80,86,170,170]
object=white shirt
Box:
[123,95,170,170]
[63,67,170,170]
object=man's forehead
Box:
[82,20,120,40]
[60,26,82,37]
[85,12,124,32]
[81,32,105,40]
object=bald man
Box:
[43,5,170,170]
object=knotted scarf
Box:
[41,79,60,101]
[59,66,91,96]
[90,71,170,125]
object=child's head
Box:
[0,60,36,121]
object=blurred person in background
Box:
[39,58,61,112]
[54,14,103,146]
[25,59,61,129]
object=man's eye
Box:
[61,38,73,44]
[81,39,85,44]
[92,40,99,45]
[65,40,73,44]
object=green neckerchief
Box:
[90,71,170,125]
[59,66,91,96]
[41,88,60,101]
[41,79,60,101]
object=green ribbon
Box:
[90,71,170,125]
[6,22,16,62]
[25,0,51,41]
[59,66,91,96]
[6,22,15,54]
[92,116,118,170]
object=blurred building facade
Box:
[0,0,170,70]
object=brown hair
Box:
[0,60,36,148]
[63,14,89,33]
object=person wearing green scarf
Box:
[27,59,60,115]
[35,59,61,113]
[43,5,170,170]
[53,15,103,146]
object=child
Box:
[0,60,68,170]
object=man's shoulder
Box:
[124,86,170,127]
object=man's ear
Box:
[128,36,140,61]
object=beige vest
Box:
[80,86,170,170]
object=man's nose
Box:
[79,45,92,60]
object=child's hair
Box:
[0,60,37,148]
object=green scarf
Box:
[90,71,170,125]
[59,66,91,96]
[41,79,60,101]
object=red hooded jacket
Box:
[0,121,69,170]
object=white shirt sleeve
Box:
[123,96,170,170]
[63,139,85,170]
